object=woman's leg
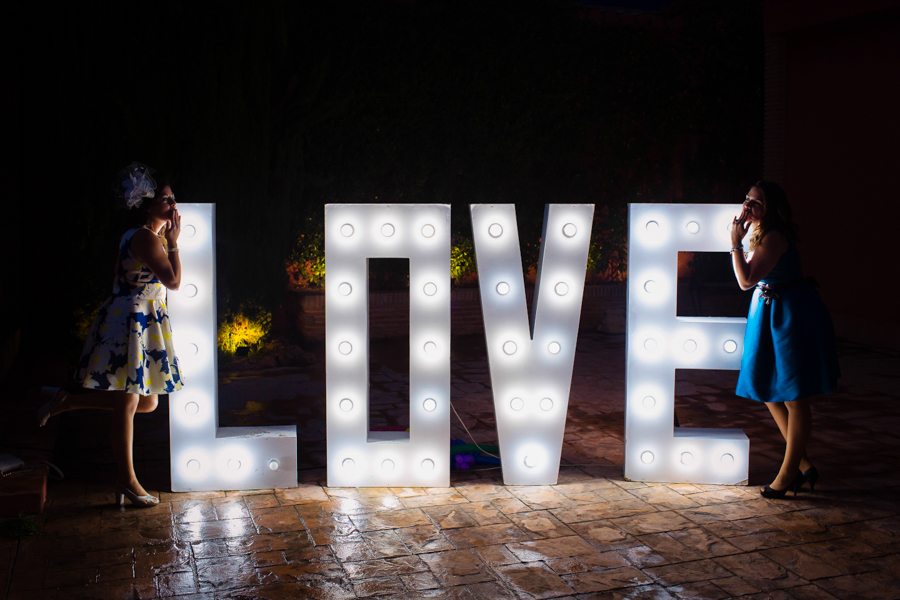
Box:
[769,397,813,489]
[110,392,153,496]
[108,393,158,497]
[765,402,813,472]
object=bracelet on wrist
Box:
[730,246,743,252]
[169,247,180,253]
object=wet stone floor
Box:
[2,333,900,599]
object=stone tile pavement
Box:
[2,333,899,599]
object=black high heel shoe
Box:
[760,472,804,499]
[801,466,819,492]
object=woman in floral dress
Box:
[38,163,185,507]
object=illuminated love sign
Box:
[625,203,749,485]
[470,204,594,484]
[167,202,750,492]
[168,204,298,492]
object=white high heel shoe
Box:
[115,482,160,508]
[37,387,68,427]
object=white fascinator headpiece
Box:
[115,162,158,209]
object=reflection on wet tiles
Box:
[419,549,496,586]
[496,561,575,598]
[10,336,900,599]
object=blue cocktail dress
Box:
[76,229,185,395]
[735,235,840,403]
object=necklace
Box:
[145,225,162,237]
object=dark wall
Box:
[780,6,900,348]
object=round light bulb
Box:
[184,224,196,238]
[188,343,199,356]
[421,459,435,471]
[339,282,352,296]
[227,459,241,471]
[540,398,553,411]
[339,342,353,355]
[645,220,660,233]
[342,458,355,470]
[496,282,510,295]
[524,455,538,468]
[642,396,656,409]
[268,460,280,471]
[683,339,698,353]
[548,342,561,354]
[563,223,577,237]
[503,341,517,355]
[423,282,437,296]
[184,402,199,416]
[723,340,737,353]
[643,280,658,294]
[424,341,437,355]
[510,397,524,411]
[339,398,353,412]
[641,451,654,464]
[686,221,700,234]
[681,452,694,465]
[382,459,395,472]
[643,338,658,351]
[421,224,435,238]
[340,224,354,237]
[381,223,395,237]
[423,398,437,412]
[488,223,503,238]
[184,284,198,298]
[721,453,735,466]
[555,282,569,296]
[186,459,200,472]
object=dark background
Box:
[13,0,766,362]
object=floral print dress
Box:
[77,228,184,395]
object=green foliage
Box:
[0,514,42,540]
[586,204,629,281]
[217,305,273,356]
[450,236,476,285]
[287,218,326,288]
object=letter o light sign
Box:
[625,203,749,485]
[325,204,452,487]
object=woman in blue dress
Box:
[37,163,185,507]
[730,181,839,499]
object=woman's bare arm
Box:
[131,229,181,290]
[732,230,788,291]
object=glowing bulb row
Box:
[493,281,569,296]
[639,451,735,467]
[184,457,280,474]
[487,222,578,239]
[342,457,436,472]
[502,341,562,355]
[339,397,437,413]
[509,397,554,412]
[339,282,438,297]
[343,454,543,471]
[339,223,437,239]
[644,220,702,235]
[339,341,438,356]
[641,338,739,353]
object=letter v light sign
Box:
[471,204,594,485]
